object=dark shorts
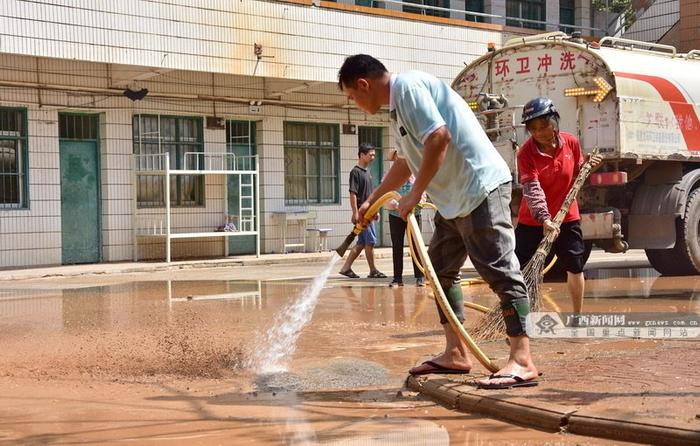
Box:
[515,220,585,274]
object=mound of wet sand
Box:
[1,310,246,380]
[255,358,389,392]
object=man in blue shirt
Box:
[338,54,538,389]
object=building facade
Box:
[622,0,700,52]
[0,0,601,268]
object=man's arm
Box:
[366,158,411,203]
[398,125,450,219]
[348,167,361,223]
[359,158,412,222]
[349,192,359,224]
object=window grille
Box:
[0,108,27,209]
[59,114,98,140]
[133,115,204,207]
[506,0,546,30]
[284,122,339,205]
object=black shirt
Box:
[349,165,373,203]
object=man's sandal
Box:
[339,269,360,279]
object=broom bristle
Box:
[470,308,506,340]
[471,249,548,340]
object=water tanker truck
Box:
[453,32,700,275]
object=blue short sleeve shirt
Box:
[390,71,511,219]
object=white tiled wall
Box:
[0,103,62,268]
[0,53,436,267]
[0,0,501,268]
[0,0,506,84]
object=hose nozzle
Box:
[335,231,358,257]
[333,191,402,258]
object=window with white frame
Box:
[227,120,257,170]
[284,122,339,205]
[0,108,28,209]
[133,115,204,207]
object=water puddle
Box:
[0,270,644,444]
[584,266,660,280]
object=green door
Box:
[60,140,100,264]
[360,127,384,246]
[227,121,257,255]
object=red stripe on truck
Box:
[616,72,700,151]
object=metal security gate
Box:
[59,114,101,264]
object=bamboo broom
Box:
[471,152,599,341]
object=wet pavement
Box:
[0,250,697,444]
[0,277,618,445]
[410,268,700,445]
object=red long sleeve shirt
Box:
[517,132,583,227]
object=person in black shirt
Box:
[339,143,387,279]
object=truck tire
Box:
[645,188,700,276]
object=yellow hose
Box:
[405,201,435,277]
[406,213,498,371]
[542,254,558,275]
[542,290,561,313]
[369,192,498,372]
[360,194,393,231]
[463,300,491,313]
[335,193,407,258]
[407,203,489,314]
[462,278,486,286]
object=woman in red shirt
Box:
[515,97,601,314]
